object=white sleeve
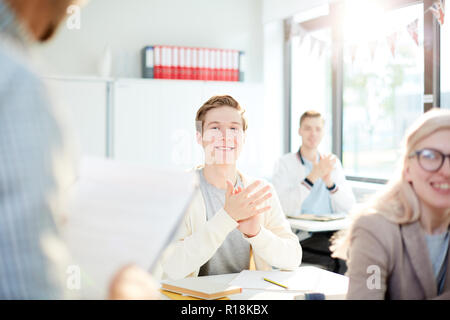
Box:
[160,207,238,280]
[271,157,311,217]
[245,186,302,269]
[329,160,356,213]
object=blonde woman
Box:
[332,108,450,300]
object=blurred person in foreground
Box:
[0,0,158,299]
[331,108,450,299]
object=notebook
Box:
[161,277,242,300]
[287,213,346,222]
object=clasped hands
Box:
[307,154,336,188]
[224,180,272,238]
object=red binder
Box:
[205,48,211,81]
[192,47,199,80]
[179,47,185,79]
[210,49,217,81]
[226,49,232,81]
[232,50,239,82]
[154,45,162,79]
[186,47,193,80]
[172,46,180,79]
[218,49,224,81]
[221,49,228,81]
[198,48,205,80]
[160,46,168,79]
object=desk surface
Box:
[288,217,352,232]
[160,266,348,300]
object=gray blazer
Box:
[346,213,450,300]
[0,1,76,298]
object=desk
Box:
[160,266,348,300]
[288,217,352,233]
[288,218,352,274]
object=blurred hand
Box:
[307,154,336,184]
[108,264,160,300]
[224,180,272,222]
[231,186,264,237]
[237,213,263,237]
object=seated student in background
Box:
[272,110,355,216]
[272,110,355,273]
[159,95,302,280]
[332,108,450,299]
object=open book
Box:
[62,157,197,299]
[287,213,347,222]
[161,277,242,300]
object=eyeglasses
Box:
[409,148,450,172]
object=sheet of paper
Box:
[62,156,197,299]
[228,268,321,292]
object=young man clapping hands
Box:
[159,95,302,280]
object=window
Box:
[288,0,445,182]
[342,3,424,179]
[290,28,332,154]
[441,12,450,109]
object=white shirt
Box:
[272,152,356,217]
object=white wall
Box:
[262,0,329,23]
[34,0,263,82]
[263,20,286,174]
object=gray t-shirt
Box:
[425,231,449,295]
[198,169,250,276]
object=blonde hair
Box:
[331,108,450,260]
[195,95,248,134]
[299,110,324,127]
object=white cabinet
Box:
[44,77,271,177]
[45,77,108,158]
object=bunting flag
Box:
[387,32,398,58]
[284,19,293,42]
[429,0,445,25]
[296,26,307,47]
[407,19,419,46]
[368,40,378,61]
[317,40,326,57]
[289,22,299,40]
[350,44,358,63]
[289,13,430,60]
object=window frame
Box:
[286,0,442,184]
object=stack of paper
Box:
[62,157,197,299]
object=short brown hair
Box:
[299,110,324,127]
[195,95,248,133]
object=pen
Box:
[263,277,288,290]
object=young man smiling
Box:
[159,95,302,280]
[272,110,355,273]
[273,110,355,217]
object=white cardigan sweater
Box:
[272,152,356,217]
[156,170,302,280]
